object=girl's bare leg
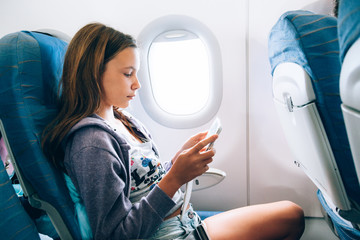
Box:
[203,200,305,240]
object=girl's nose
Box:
[132,76,141,90]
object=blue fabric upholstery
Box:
[196,211,221,220]
[0,31,82,239]
[64,174,93,239]
[0,161,40,240]
[337,0,360,63]
[268,10,360,206]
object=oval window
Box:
[148,30,210,115]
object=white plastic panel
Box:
[274,101,350,210]
[340,37,360,111]
[273,62,316,107]
[339,35,360,187]
[342,105,360,186]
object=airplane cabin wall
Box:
[0,0,335,217]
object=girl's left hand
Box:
[172,132,208,164]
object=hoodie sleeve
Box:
[64,127,175,240]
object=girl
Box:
[42,23,305,240]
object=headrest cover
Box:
[268,10,339,82]
[337,0,360,62]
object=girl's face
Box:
[100,47,140,109]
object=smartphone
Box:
[205,118,222,151]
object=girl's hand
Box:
[171,132,208,164]
[158,135,218,198]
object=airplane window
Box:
[148,30,210,115]
[138,15,222,128]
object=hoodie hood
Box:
[63,114,128,150]
[64,112,159,156]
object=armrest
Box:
[192,168,226,191]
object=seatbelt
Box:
[180,180,193,221]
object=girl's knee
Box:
[281,201,305,238]
[284,201,304,217]
[281,201,304,222]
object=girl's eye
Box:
[124,73,132,77]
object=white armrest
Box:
[181,168,226,192]
[192,167,226,191]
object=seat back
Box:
[268,10,360,227]
[338,0,360,189]
[0,31,82,239]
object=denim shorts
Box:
[148,205,202,240]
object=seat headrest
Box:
[337,0,360,63]
[268,10,339,83]
[23,31,68,106]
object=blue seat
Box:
[0,31,82,239]
[268,10,360,239]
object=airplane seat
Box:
[0,31,83,239]
[338,0,360,195]
[268,10,360,239]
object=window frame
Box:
[137,15,223,128]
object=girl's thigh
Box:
[203,200,304,240]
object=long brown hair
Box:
[42,23,137,169]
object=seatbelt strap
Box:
[180,180,193,221]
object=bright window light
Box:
[148,30,210,115]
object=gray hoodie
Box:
[63,113,176,239]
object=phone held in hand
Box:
[205,118,222,151]
[180,117,222,222]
